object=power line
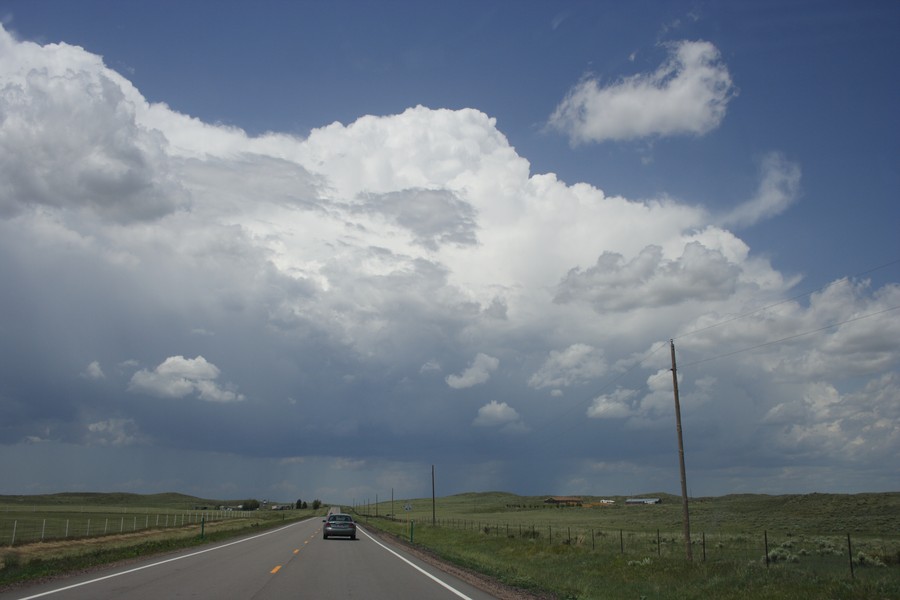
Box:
[673,258,900,343]
[521,340,670,446]
[522,259,900,446]
[679,304,900,369]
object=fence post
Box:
[764,531,769,568]
[620,529,624,554]
[10,520,16,546]
[591,528,595,551]
[702,532,706,562]
[847,534,854,579]
[657,529,661,556]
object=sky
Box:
[0,0,898,505]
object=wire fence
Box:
[1,508,254,546]
[365,514,898,579]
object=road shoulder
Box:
[364,526,555,600]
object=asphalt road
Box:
[1,517,501,599]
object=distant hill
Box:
[0,492,231,509]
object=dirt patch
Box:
[0,520,256,593]
[4,524,205,564]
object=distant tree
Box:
[243,499,260,511]
[312,499,322,510]
[295,498,302,510]
[302,501,308,509]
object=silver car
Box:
[323,513,357,540]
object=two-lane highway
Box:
[0,517,501,599]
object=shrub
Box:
[2,551,21,570]
[855,552,886,567]
[627,557,652,567]
[767,547,799,563]
[883,549,900,566]
[815,538,839,556]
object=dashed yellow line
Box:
[270,526,321,576]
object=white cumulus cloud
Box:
[720,152,802,228]
[82,361,105,380]
[473,401,529,433]
[587,388,637,419]
[446,354,500,389]
[528,343,608,389]
[86,418,142,446]
[128,356,244,402]
[549,40,735,143]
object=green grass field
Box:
[356,491,900,599]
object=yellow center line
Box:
[293,549,299,554]
[270,565,282,574]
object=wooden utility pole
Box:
[431,465,436,526]
[670,339,693,560]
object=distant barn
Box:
[626,498,661,505]
[544,496,583,506]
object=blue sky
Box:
[0,1,897,504]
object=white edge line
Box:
[358,527,475,600]
[16,520,310,600]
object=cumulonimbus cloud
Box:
[549,40,735,144]
[1,22,898,497]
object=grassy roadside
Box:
[356,492,900,600]
[0,507,321,590]
[362,517,899,600]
